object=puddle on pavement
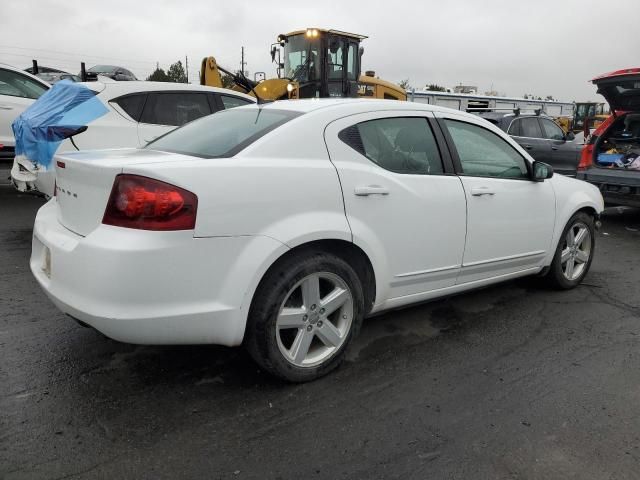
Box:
[347,301,452,362]
[346,286,518,362]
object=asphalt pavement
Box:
[2,163,640,480]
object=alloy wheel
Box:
[275,272,354,368]
[561,222,592,281]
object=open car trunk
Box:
[593,113,640,170]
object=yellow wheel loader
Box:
[200,28,406,102]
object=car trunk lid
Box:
[54,148,191,236]
[592,68,640,113]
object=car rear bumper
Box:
[577,168,640,208]
[31,200,286,346]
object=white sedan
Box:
[31,99,604,382]
[0,63,49,159]
[11,80,254,197]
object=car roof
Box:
[237,98,464,116]
[87,81,256,101]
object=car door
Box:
[0,68,48,149]
[324,112,467,301]
[507,117,552,164]
[137,92,213,145]
[539,117,580,176]
[436,112,555,284]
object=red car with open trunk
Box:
[577,68,640,207]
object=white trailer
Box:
[408,90,574,117]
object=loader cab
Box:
[573,102,608,132]
[274,28,364,99]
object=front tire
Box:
[544,212,595,289]
[245,250,364,382]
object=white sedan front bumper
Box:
[31,200,287,346]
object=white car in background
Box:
[0,64,49,159]
[31,99,604,382]
[11,81,255,196]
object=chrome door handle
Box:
[0,105,13,110]
[471,186,495,196]
[551,146,558,151]
[354,185,389,196]
[522,144,533,150]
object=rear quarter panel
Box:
[122,156,351,244]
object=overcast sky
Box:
[3,0,638,101]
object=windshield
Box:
[284,34,321,82]
[146,108,302,158]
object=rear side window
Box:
[220,95,253,109]
[506,119,521,136]
[111,93,146,121]
[140,92,212,126]
[339,117,443,174]
[146,108,301,158]
[0,69,47,99]
[445,119,528,179]
[511,117,542,138]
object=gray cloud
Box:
[2,0,637,102]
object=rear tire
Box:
[245,250,364,382]
[544,212,595,290]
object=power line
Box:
[0,44,158,66]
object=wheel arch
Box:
[245,239,377,330]
[543,197,602,266]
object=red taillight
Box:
[102,174,197,231]
[577,144,594,171]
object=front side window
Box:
[147,108,301,158]
[540,118,565,140]
[327,39,344,80]
[140,93,211,126]
[347,43,357,80]
[444,119,529,179]
[0,69,47,99]
[220,95,253,109]
[339,117,444,175]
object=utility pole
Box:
[185,55,189,83]
[240,46,247,76]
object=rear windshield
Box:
[146,108,301,158]
[88,65,118,73]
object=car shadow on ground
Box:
[66,274,547,395]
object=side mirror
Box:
[532,161,554,182]
[565,131,575,141]
[271,46,277,62]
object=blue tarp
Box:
[11,80,108,169]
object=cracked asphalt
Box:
[2,163,640,479]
